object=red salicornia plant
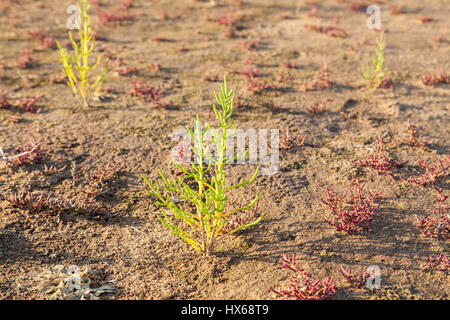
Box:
[416,187,449,240]
[83,162,126,197]
[300,62,333,91]
[18,94,45,113]
[17,49,37,68]
[4,191,97,215]
[321,178,382,234]
[421,69,449,86]
[422,253,449,273]
[0,88,10,109]
[354,137,407,178]
[129,78,167,108]
[28,30,56,49]
[8,141,45,166]
[306,97,333,114]
[404,155,449,187]
[270,254,338,300]
[339,265,373,289]
[279,128,307,151]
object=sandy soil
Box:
[0,0,448,300]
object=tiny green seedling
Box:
[57,0,108,107]
[362,32,387,90]
[143,77,263,256]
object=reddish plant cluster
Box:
[416,188,449,240]
[354,137,407,178]
[418,16,434,24]
[396,123,430,150]
[305,24,346,38]
[403,155,449,187]
[421,69,449,86]
[381,77,394,89]
[150,61,162,72]
[28,30,56,49]
[8,141,45,167]
[241,67,260,78]
[246,77,277,94]
[84,162,126,197]
[40,164,67,176]
[422,253,449,273]
[349,1,368,12]
[113,58,139,76]
[300,62,333,91]
[4,191,97,215]
[129,78,167,108]
[0,54,5,79]
[321,178,382,234]
[339,265,373,289]
[0,88,11,109]
[279,128,307,150]
[17,49,37,69]
[18,94,45,113]
[306,97,333,114]
[270,254,338,300]
[96,2,135,25]
[282,59,296,69]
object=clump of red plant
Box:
[17,49,37,69]
[246,77,277,94]
[349,1,368,12]
[396,123,430,150]
[83,162,126,197]
[241,67,260,78]
[300,62,333,91]
[129,78,167,108]
[0,54,5,79]
[8,141,45,167]
[306,97,333,114]
[113,58,138,76]
[403,155,449,187]
[28,30,56,49]
[339,265,373,289]
[421,69,449,86]
[0,88,11,109]
[96,3,135,25]
[4,190,98,215]
[418,16,433,23]
[40,164,67,176]
[354,137,407,179]
[280,128,307,150]
[422,253,449,273]
[381,77,394,89]
[321,178,382,234]
[150,61,162,72]
[416,187,449,240]
[305,24,346,38]
[282,59,296,69]
[270,254,338,300]
[18,94,45,113]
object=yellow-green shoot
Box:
[143,77,263,256]
[57,0,108,107]
[362,32,387,90]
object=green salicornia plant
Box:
[362,32,387,89]
[143,77,263,256]
[56,0,108,107]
